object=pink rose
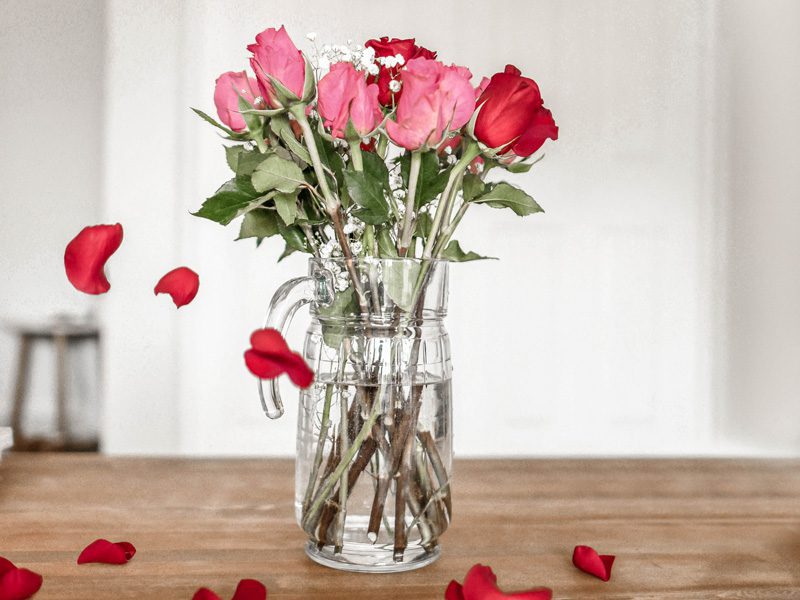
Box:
[317,63,382,139]
[385,58,475,151]
[213,71,260,132]
[247,26,305,108]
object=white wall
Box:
[101,0,744,456]
[0,0,104,439]
[718,0,800,453]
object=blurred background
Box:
[0,0,798,457]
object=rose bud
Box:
[317,63,382,140]
[248,26,306,108]
[213,71,260,132]
[385,58,475,151]
[473,65,558,157]
[364,36,436,106]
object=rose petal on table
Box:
[461,564,553,600]
[572,545,615,581]
[0,566,43,600]
[154,267,200,308]
[191,589,222,600]
[0,557,15,577]
[64,223,123,294]
[231,578,267,600]
[77,539,136,565]
[444,580,465,600]
[245,328,314,388]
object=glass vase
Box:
[261,257,452,572]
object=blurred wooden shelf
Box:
[0,454,798,599]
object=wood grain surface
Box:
[1,455,799,599]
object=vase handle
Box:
[259,269,335,419]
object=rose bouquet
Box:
[193,26,557,571]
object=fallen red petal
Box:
[64,223,123,294]
[244,349,286,379]
[231,578,267,600]
[0,557,14,577]
[444,580,465,600]
[250,328,290,355]
[191,589,222,600]
[461,564,552,600]
[154,266,200,308]
[0,566,43,600]
[282,352,314,388]
[572,545,615,582]
[245,328,314,388]
[77,539,136,565]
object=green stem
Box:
[348,140,364,172]
[302,384,333,516]
[334,385,350,552]
[422,141,480,259]
[291,105,370,316]
[398,152,422,256]
[432,202,469,257]
[290,105,337,212]
[302,386,384,533]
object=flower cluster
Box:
[194,25,558,275]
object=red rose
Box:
[474,64,558,157]
[364,36,437,106]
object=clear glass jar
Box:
[261,257,452,572]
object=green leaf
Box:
[270,115,312,164]
[503,155,545,173]
[505,161,532,173]
[471,182,543,216]
[278,243,297,261]
[277,218,308,253]
[193,179,258,225]
[414,212,433,240]
[237,209,279,239]
[317,287,359,348]
[235,150,270,177]
[344,170,390,224]
[362,148,391,184]
[314,131,345,190]
[225,145,244,172]
[252,154,307,194]
[274,191,298,225]
[399,151,449,208]
[383,260,421,312]
[376,227,398,258]
[461,173,485,202]
[439,240,495,262]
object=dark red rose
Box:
[474,65,558,157]
[364,37,436,106]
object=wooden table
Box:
[1,455,799,599]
